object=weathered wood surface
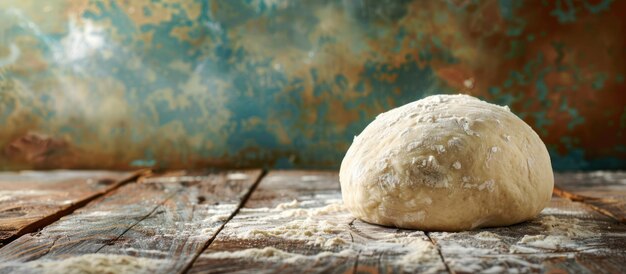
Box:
[429,197,626,274]
[0,170,262,274]
[0,170,134,246]
[188,171,448,274]
[189,171,626,274]
[555,171,626,223]
[1,170,625,274]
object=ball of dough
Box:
[340,94,553,231]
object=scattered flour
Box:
[456,117,480,136]
[246,218,346,247]
[539,215,594,237]
[517,235,569,250]
[313,236,347,247]
[204,247,296,262]
[433,145,446,154]
[474,231,501,241]
[482,265,506,274]
[510,215,596,253]
[227,173,249,180]
[396,239,438,265]
[441,242,493,256]
[0,254,166,274]
[448,256,541,274]
[275,199,301,210]
[406,141,421,152]
[431,216,597,271]
[238,199,346,219]
[202,247,357,264]
[279,202,346,218]
[507,245,538,254]
[207,214,231,223]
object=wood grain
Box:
[0,170,262,274]
[0,170,135,246]
[2,170,624,274]
[187,171,448,274]
[428,197,626,274]
[555,171,626,223]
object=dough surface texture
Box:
[340,94,553,231]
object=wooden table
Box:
[0,170,624,274]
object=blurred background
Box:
[0,0,624,171]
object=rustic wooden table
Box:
[0,169,624,274]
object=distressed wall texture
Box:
[0,0,624,170]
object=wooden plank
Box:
[187,171,448,274]
[554,171,626,223]
[0,170,262,274]
[3,170,623,273]
[428,196,626,273]
[97,170,262,273]
[0,170,136,246]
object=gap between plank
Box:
[425,232,453,274]
[179,168,268,274]
[0,170,150,248]
[94,189,181,253]
[553,187,625,223]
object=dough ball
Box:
[340,94,553,231]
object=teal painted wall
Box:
[0,0,625,170]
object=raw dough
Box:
[340,94,553,231]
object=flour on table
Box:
[226,173,249,181]
[246,218,346,247]
[314,236,347,247]
[278,202,346,218]
[0,254,166,274]
[222,194,441,271]
[239,199,346,218]
[539,215,594,237]
[509,215,597,253]
[202,247,357,264]
[447,256,542,274]
[275,199,301,210]
[517,235,571,250]
[207,214,231,223]
[473,231,502,241]
[481,265,506,274]
[396,239,438,265]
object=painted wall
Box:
[0,0,624,170]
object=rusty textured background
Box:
[0,0,624,170]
